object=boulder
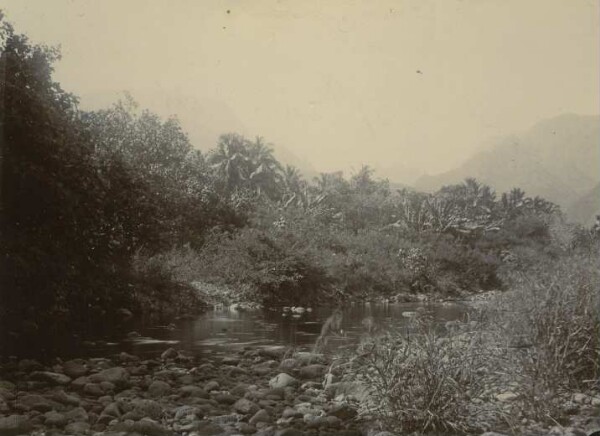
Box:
[44,410,68,427]
[299,364,327,379]
[131,399,164,420]
[249,409,271,425]
[148,380,171,397]
[0,415,33,436]
[495,391,519,402]
[269,373,298,389]
[30,371,72,385]
[64,406,89,422]
[161,348,179,360]
[89,367,129,387]
[328,403,357,420]
[179,385,208,398]
[63,360,88,378]
[233,398,260,415]
[65,421,91,433]
[16,394,58,412]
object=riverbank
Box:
[1,338,599,436]
[0,346,370,436]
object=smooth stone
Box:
[233,398,260,415]
[44,410,68,427]
[30,371,72,385]
[0,414,33,435]
[269,373,298,389]
[299,365,327,380]
[249,409,271,425]
[63,360,88,378]
[148,380,171,397]
[89,367,129,387]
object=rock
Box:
[63,360,88,378]
[131,399,164,420]
[189,420,225,435]
[71,375,90,389]
[221,356,241,366]
[495,391,519,402]
[161,347,179,360]
[64,406,89,422]
[234,398,260,415]
[65,421,91,433]
[573,393,588,404]
[16,394,58,412]
[44,410,68,427]
[174,405,203,421]
[148,380,171,397]
[18,359,43,372]
[213,392,237,405]
[547,426,587,436]
[328,403,357,420]
[275,428,305,436]
[249,409,271,425]
[114,417,173,436]
[204,380,220,392]
[279,359,299,370]
[102,402,122,418]
[89,367,129,387]
[50,389,81,406]
[179,385,208,398]
[0,414,33,436]
[269,373,298,389]
[119,352,140,362]
[259,346,286,359]
[282,407,303,419]
[299,364,327,380]
[238,422,257,434]
[30,370,72,385]
[84,382,105,396]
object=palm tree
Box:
[247,136,283,199]
[207,133,251,193]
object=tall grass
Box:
[349,316,501,434]
[487,252,600,422]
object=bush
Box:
[485,252,600,423]
[194,228,333,305]
[350,315,499,433]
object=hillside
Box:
[415,114,600,218]
[567,182,600,226]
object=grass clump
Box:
[350,316,500,434]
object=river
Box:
[110,301,469,359]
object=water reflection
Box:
[122,301,468,358]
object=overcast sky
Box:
[2,0,599,179]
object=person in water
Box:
[314,309,344,349]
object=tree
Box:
[208,133,252,194]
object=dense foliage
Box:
[1,16,597,356]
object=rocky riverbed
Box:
[1,343,599,436]
[0,346,378,436]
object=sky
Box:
[2,0,599,181]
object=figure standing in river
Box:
[314,309,344,351]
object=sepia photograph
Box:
[0,1,599,435]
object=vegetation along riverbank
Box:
[0,12,599,435]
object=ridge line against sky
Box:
[2,0,599,181]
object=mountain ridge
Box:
[413,114,599,220]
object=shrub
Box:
[486,253,600,422]
[350,316,499,434]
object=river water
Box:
[114,301,469,359]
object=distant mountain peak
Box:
[415,114,600,221]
